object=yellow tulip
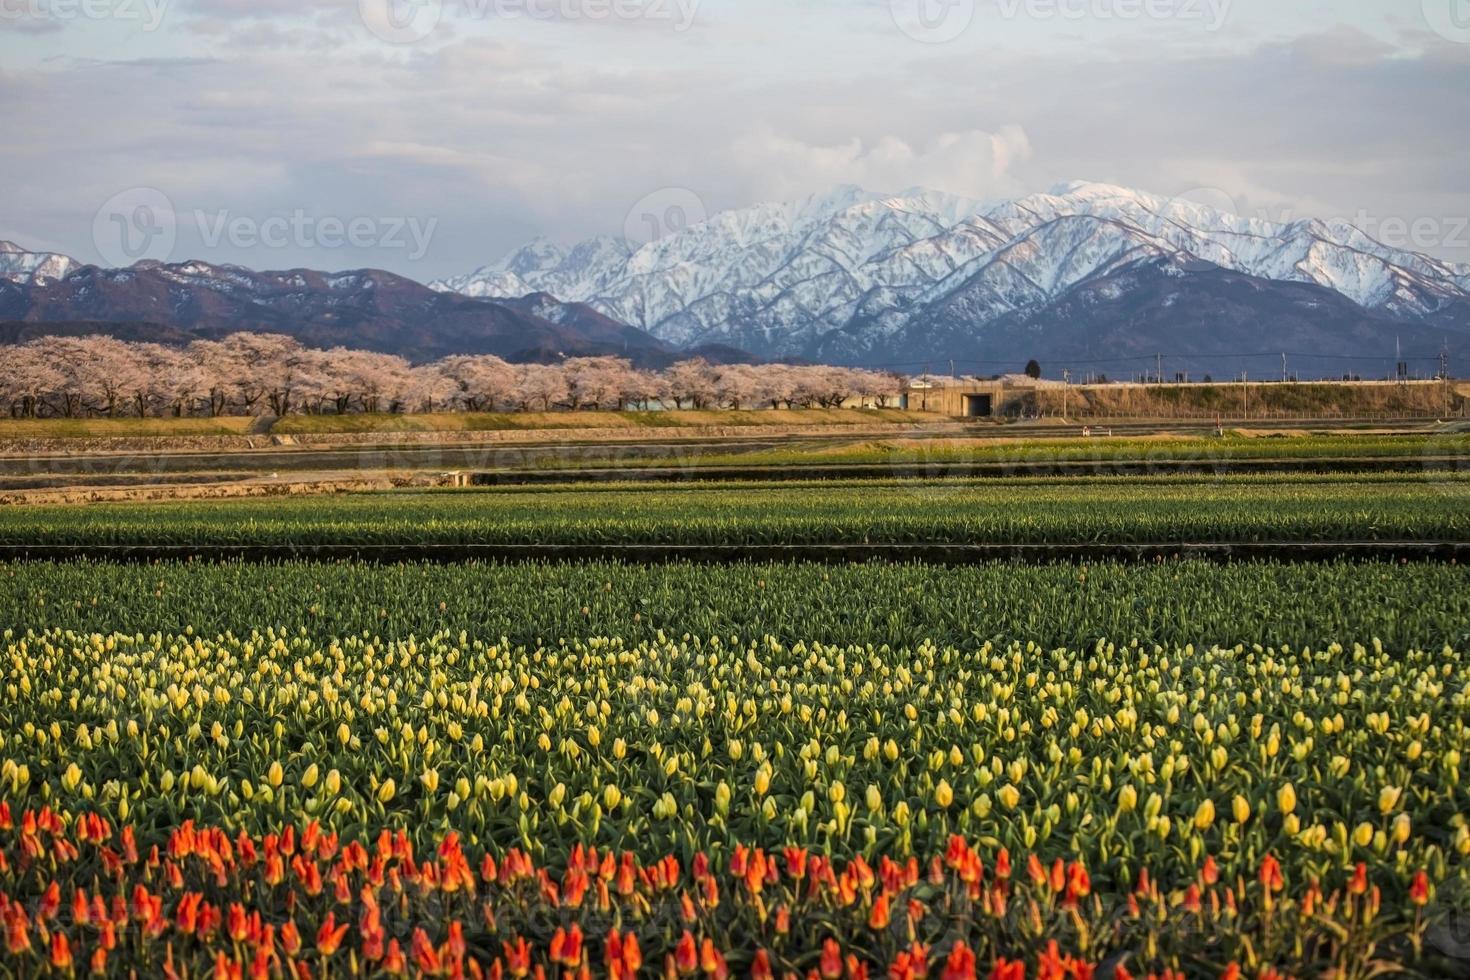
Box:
[1277,782,1296,815]
[267,761,284,789]
[1393,813,1412,845]
[1232,794,1251,824]
[1378,785,1402,815]
[377,779,396,803]
[1194,798,1216,831]
[1118,784,1138,814]
[997,783,1020,810]
[935,779,954,808]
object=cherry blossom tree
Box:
[665,359,719,409]
[438,355,516,412]
[0,333,912,419]
[564,357,637,410]
[0,343,65,418]
[512,363,571,412]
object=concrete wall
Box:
[906,383,1021,417]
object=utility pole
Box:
[1156,354,1163,385]
[1062,369,1070,420]
[1282,353,1288,383]
[1444,345,1452,417]
[949,359,956,380]
[1241,372,1248,418]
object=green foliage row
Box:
[5,558,1469,651]
[543,433,1470,472]
[0,474,1465,546]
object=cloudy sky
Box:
[2,0,1468,280]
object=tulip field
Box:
[0,464,1468,978]
[0,549,1469,979]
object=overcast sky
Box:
[2,0,1468,280]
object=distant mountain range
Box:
[434,182,1470,377]
[0,245,701,366]
[5,181,1468,377]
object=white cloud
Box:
[1,7,1466,279]
[729,126,1033,202]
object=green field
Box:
[0,473,1463,546]
[532,432,1470,471]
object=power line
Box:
[866,350,1454,372]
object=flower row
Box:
[0,806,1446,978]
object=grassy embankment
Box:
[1021,380,1470,419]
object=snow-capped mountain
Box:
[435,182,1470,371]
[0,241,79,286]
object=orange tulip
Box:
[50,931,73,970]
[675,931,699,975]
[315,912,349,957]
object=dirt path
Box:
[0,470,458,507]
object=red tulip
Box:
[1258,854,1283,893]
[820,938,843,979]
[383,938,407,976]
[675,931,699,975]
[941,941,976,980]
[988,960,1024,980]
[700,938,728,978]
[503,937,531,978]
[1411,870,1431,906]
[50,931,73,970]
[784,847,809,880]
[1348,862,1369,896]
[281,920,302,957]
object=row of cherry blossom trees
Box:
[0,335,904,418]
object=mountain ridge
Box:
[0,257,687,366]
[433,181,1470,373]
